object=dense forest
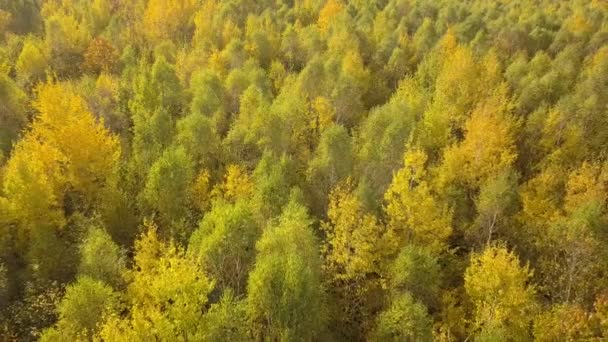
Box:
[0,0,608,340]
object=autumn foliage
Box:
[0,0,608,340]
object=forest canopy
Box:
[1,0,608,340]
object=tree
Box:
[0,0,42,34]
[438,85,518,191]
[2,80,120,281]
[356,78,425,209]
[323,180,386,282]
[2,137,67,280]
[251,152,295,220]
[0,9,10,37]
[464,245,536,340]
[40,276,120,341]
[594,293,608,337]
[128,57,183,182]
[331,49,371,127]
[175,113,220,171]
[211,164,254,203]
[15,37,47,86]
[190,168,212,213]
[533,304,594,341]
[472,169,519,247]
[387,245,441,310]
[130,56,183,115]
[197,290,250,342]
[307,124,354,214]
[519,161,608,304]
[30,81,121,205]
[0,262,8,308]
[247,198,327,341]
[2,280,63,340]
[142,0,198,43]
[370,292,433,342]
[78,225,125,288]
[0,69,27,154]
[384,148,452,255]
[189,69,225,117]
[42,6,91,77]
[318,0,345,34]
[420,43,502,153]
[129,105,174,189]
[322,180,386,339]
[82,37,117,74]
[543,162,607,303]
[141,146,195,237]
[188,200,259,295]
[98,224,214,340]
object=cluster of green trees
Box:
[0,0,607,340]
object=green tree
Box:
[472,169,519,247]
[388,245,441,309]
[40,276,120,341]
[0,69,27,154]
[370,292,433,342]
[252,152,295,220]
[356,78,425,209]
[307,124,354,214]
[141,146,195,238]
[78,225,125,288]
[129,57,183,182]
[188,200,259,295]
[189,69,225,117]
[247,198,327,341]
[175,113,221,172]
[15,37,48,86]
[198,290,250,342]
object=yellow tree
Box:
[98,224,214,340]
[534,304,595,341]
[143,0,198,43]
[2,137,66,248]
[518,164,564,234]
[549,162,607,303]
[435,85,520,249]
[31,81,120,203]
[520,161,608,304]
[0,9,10,36]
[193,0,219,49]
[322,179,386,339]
[310,96,335,135]
[41,2,91,77]
[438,85,519,190]
[2,80,120,280]
[323,180,386,281]
[384,148,452,255]
[465,245,537,340]
[318,0,345,34]
[420,40,502,153]
[211,164,254,203]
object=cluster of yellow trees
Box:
[0,0,608,340]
